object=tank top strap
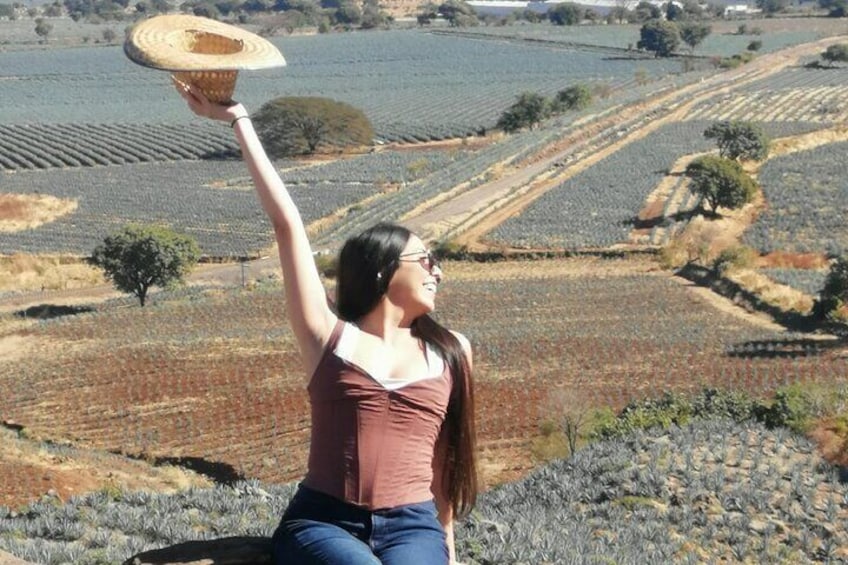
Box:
[324,317,346,351]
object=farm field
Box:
[0,29,681,141]
[2,257,846,508]
[0,147,471,257]
[744,140,848,257]
[1,418,847,564]
[686,66,848,124]
[483,120,823,250]
[436,16,848,57]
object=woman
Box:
[175,80,477,565]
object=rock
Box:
[122,536,273,565]
[0,550,37,565]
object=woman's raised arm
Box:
[175,80,336,374]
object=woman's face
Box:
[386,235,442,316]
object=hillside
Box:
[0,419,845,563]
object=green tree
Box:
[438,0,477,26]
[703,120,770,162]
[253,96,374,157]
[685,155,759,215]
[34,18,53,42]
[664,1,684,20]
[813,256,848,321]
[331,0,361,25]
[631,1,661,22]
[822,43,848,65]
[44,1,63,16]
[552,84,593,112]
[679,22,711,53]
[497,92,551,133]
[680,0,704,18]
[416,1,437,23]
[756,0,788,14]
[239,0,268,12]
[747,40,762,52]
[89,225,200,307]
[547,2,583,25]
[819,0,846,16]
[637,20,680,57]
[102,27,117,42]
[517,7,544,22]
[605,5,629,23]
[360,0,389,28]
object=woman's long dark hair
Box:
[335,223,478,519]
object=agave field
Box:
[436,18,837,58]
[744,140,848,257]
[760,268,829,297]
[0,29,681,143]
[0,122,238,170]
[484,120,823,250]
[0,147,477,257]
[1,417,847,564]
[686,66,848,124]
[2,258,846,510]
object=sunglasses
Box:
[398,250,439,272]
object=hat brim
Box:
[124,15,286,72]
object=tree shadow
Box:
[14,304,95,320]
[677,263,847,337]
[122,536,272,565]
[156,455,246,484]
[113,452,246,485]
[726,338,847,359]
[623,208,702,230]
[200,148,241,160]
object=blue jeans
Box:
[272,485,449,565]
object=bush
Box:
[253,96,374,158]
[552,84,593,113]
[822,43,848,65]
[496,92,551,133]
[712,245,757,276]
[592,391,692,439]
[592,388,759,440]
[433,239,469,260]
[754,384,819,433]
[314,252,337,278]
[812,255,848,321]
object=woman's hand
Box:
[172,76,247,124]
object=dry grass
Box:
[0,428,212,509]
[757,251,830,270]
[729,269,816,314]
[0,194,77,232]
[0,254,104,293]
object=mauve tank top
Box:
[302,319,452,510]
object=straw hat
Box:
[124,14,286,103]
